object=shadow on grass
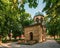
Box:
[17,40,38,45]
[55,38,60,44]
[2,39,19,43]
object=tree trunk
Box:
[0,35,2,45]
[54,35,55,39]
[15,37,16,40]
[59,35,60,38]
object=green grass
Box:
[2,39,25,43]
[55,38,60,44]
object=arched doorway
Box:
[30,32,33,40]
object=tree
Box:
[19,12,33,34]
[12,12,33,39]
[42,0,60,29]
[42,0,60,39]
[43,0,60,16]
[45,15,60,39]
[0,0,38,39]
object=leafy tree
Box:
[45,15,60,39]
[0,0,45,40]
[42,0,60,39]
[43,0,60,17]
[0,0,34,39]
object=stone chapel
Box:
[24,12,46,42]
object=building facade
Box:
[24,12,46,42]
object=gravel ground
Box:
[0,40,60,48]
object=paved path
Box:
[0,40,60,48]
[20,40,60,48]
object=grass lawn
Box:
[2,39,19,43]
[2,39,25,43]
[55,38,60,44]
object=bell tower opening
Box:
[36,18,39,23]
[34,12,44,24]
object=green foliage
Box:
[43,0,60,15]
[43,0,60,38]
[0,0,34,38]
[45,15,60,37]
[18,0,38,8]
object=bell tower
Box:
[34,12,44,24]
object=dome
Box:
[35,11,44,16]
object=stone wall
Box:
[24,24,43,42]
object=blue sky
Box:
[24,0,46,18]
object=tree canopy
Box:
[0,0,60,39]
[0,0,33,38]
[43,0,60,16]
[43,0,60,38]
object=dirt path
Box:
[0,40,60,48]
[20,40,60,48]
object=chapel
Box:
[24,12,46,42]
